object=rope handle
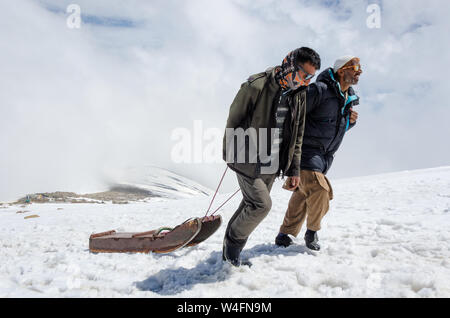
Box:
[156,227,173,235]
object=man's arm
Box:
[285,82,322,176]
[284,92,306,180]
[284,84,323,189]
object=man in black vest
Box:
[275,56,362,251]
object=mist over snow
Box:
[1,0,449,201]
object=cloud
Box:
[0,0,449,201]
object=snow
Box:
[107,165,213,199]
[1,166,449,298]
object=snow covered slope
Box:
[106,165,213,199]
[0,166,449,297]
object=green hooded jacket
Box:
[223,67,306,179]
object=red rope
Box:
[210,188,241,216]
[204,166,229,218]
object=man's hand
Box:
[349,107,358,124]
[284,176,300,191]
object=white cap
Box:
[333,55,357,73]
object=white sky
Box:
[1,0,449,200]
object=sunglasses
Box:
[297,64,316,81]
[341,64,362,72]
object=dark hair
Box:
[295,47,321,70]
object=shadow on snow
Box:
[134,242,313,295]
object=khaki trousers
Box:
[280,170,333,235]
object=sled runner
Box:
[89,215,222,254]
[186,215,222,247]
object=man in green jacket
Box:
[222,47,321,266]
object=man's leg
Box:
[302,171,332,250]
[305,171,332,232]
[223,173,276,263]
[279,169,320,237]
[277,170,332,249]
[279,185,308,238]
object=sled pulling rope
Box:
[203,166,241,218]
[210,188,241,216]
[89,166,240,254]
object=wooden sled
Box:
[89,215,222,254]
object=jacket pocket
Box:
[313,171,333,200]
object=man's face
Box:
[297,62,317,86]
[280,61,318,91]
[340,58,362,85]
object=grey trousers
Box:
[224,173,277,249]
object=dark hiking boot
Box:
[222,239,252,267]
[275,233,293,247]
[304,230,320,251]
